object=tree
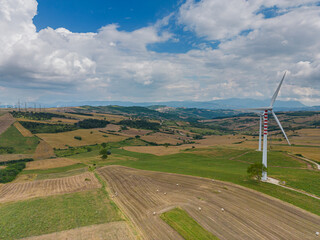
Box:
[100,148,111,160]
[100,148,108,159]
[247,162,267,181]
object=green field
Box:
[0,125,39,154]
[161,208,219,240]
[0,189,122,239]
[69,146,320,215]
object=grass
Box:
[87,147,320,216]
[235,151,306,168]
[0,125,39,154]
[0,189,123,239]
[22,163,86,175]
[160,208,219,240]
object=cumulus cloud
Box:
[0,0,319,106]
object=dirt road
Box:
[98,166,320,240]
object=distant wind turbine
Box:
[244,72,291,181]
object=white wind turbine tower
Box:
[245,72,291,181]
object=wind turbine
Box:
[245,72,291,181]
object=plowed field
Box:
[0,172,101,203]
[98,166,320,240]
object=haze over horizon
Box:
[1,0,320,106]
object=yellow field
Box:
[37,129,127,149]
[121,128,151,137]
[26,158,79,170]
[13,122,33,137]
[33,140,56,160]
[141,132,183,144]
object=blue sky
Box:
[34,0,178,33]
[0,0,320,106]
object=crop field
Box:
[33,140,56,160]
[100,148,320,215]
[0,189,124,239]
[23,222,136,240]
[121,128,152,136]
[0,113,15,135]
[26,158,79,170]
[0,172,101,203]
[161,208,219,240]
[141,132,185,145]
[98,166,320,240]
[37,129,127,149]
[0,154,33,163]
[13,121,33,137]
[0,125,39,154]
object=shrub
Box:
[77,119,109,129]
[74,136,82,141]
[0,160,30,183]
[247,162,267,181]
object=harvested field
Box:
[98,166,320,240]
[0,172,101,203]
[102,124,121,132]
[141,132,183,145]
[14,121,33,137]
[195,134,254,146]
[0,154,33,163]
[37,129,127,149]
[23,222,136,240]
[13,174,37,183]
[26,158,79,170]
[121,128,152,137]
[33,140,56,160]
[0,113,15,135]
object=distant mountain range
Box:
[50,98,318,111]
[2,98,319,111]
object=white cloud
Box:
[0,0,319,106]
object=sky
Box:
[0,0,320,106]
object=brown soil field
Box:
[0,154,33,163]
[13,122,33,137]
[101,124,121,132]
[0,172,101,203]
[26,158,79,170]
[37,129,127,149]
[33,140,56,160]
[141,132,183,145]
[98,166,320,240]
[121,128,152,137]
[22,222,136,240]
[0,113,15,135]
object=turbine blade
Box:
[271,110,291,145]
[270,72,286,107]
